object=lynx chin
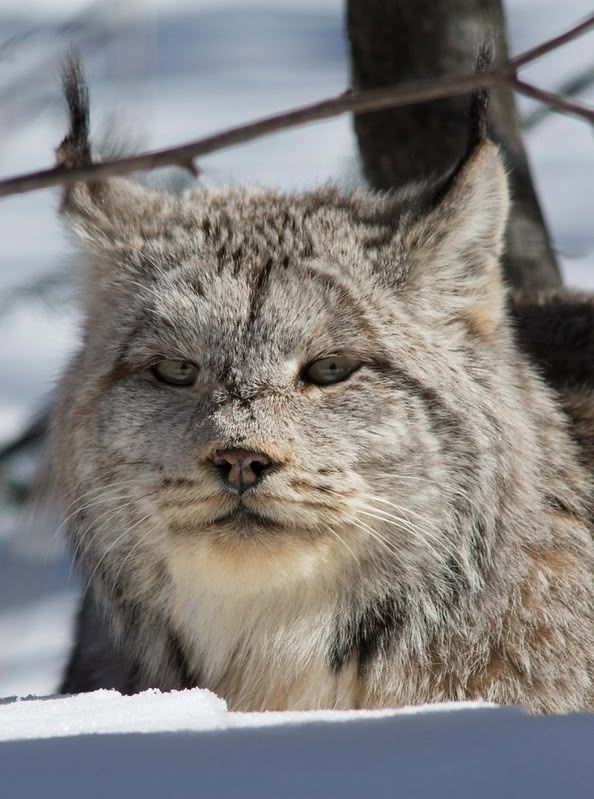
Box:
[52,56,593,713]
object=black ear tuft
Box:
[425,39,494,209]
[465,39,492,158]
[56,50,91,168]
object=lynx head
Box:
[52,56,514,663]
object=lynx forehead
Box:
[53,58,594,712]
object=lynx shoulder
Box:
[52,57,594,713]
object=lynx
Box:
[52,57,593,713]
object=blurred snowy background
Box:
[0,0,592,698]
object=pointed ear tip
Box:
[452,140,509,243]
[466,138,507,181]
[476,142,510,241]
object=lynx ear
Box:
[56,53,155,254]
[57,55,172,330]
[399,65,510,338]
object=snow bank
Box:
[0,688,491,742]
[1,692,593,799]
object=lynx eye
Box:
[151,360,198,387]
[302,356,361,386]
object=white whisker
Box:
[54,478,144,525]
[82,510,155,602]
[324,524,362,574]
[354,502,445,547]
[111,523,161,589]
[344,514,401,559]
[70,489,157,579]
[353,506,464,572]
[53,485,140,547]
[365,494,442,526]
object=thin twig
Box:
[0,14,592,201]
[514,78,594,125]
[523,63,594,129]
[511,13,594,69]
[0,68,511,199]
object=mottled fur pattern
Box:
[52,58,594,712]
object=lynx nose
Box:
[211,449,272,493]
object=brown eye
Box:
[151,360,198,387]
[302,356,361,386]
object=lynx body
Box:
[52,60,594,713]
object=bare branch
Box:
[514,78,594,125]
[183,160,200,179]
[523,64,594,129]
[511,13,594,69]
[0,69,511,200]
[0,14,592,201]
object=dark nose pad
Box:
[211,449,272,493]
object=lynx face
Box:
[54,135,510,599]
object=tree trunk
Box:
[347,0,561,289]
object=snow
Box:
[0,689,494,742]
[1,693,593,798]
[0,688,228,741]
